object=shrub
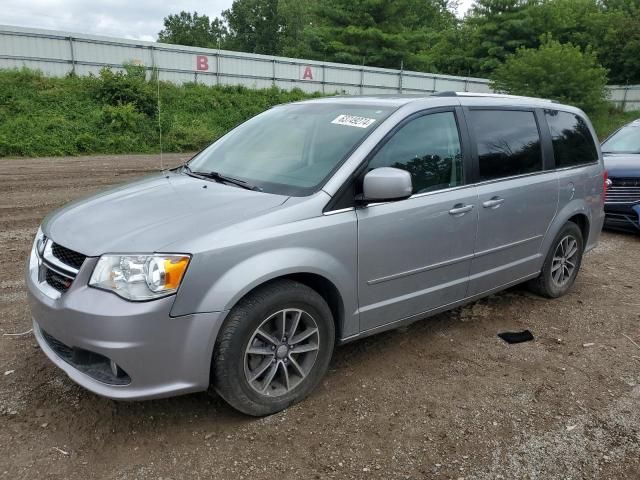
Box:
[490,37,609,114]
[93,67,157,117]
[100,103,149,133]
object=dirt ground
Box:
[1,153,639,480]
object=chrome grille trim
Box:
[605,178,640,204]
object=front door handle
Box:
[482,197,505,209]
[449,204,474,216]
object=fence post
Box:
[399,61,403,94]
[360,67,364,95]
[322,64,326,94]
[68,36,75,75]
[272,59,276,87]
[622,86,629,112]
[432,76,437,93]
[213,51,219,85]
[148,45,156,82]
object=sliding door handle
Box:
[449,204,474,216]
[482,197,505,209]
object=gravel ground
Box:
[1,154,639,480]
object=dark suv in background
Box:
[602,119,640,232]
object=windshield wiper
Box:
[183,165,262,191]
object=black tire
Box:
[528,222,584,298]
[213,279,335,416]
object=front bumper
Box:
[26,253,228,400]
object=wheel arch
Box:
[225,273,346,343]
[567,212,590,245]
[190,247,357,341]
[540,201,592,264]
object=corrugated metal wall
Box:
[607,85,640,112]
[0,25,493,95]
[0,24,636,110]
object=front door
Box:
[356,110,479,332]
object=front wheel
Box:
[213,280,335,416]
[528,222,584,298]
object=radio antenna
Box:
[156,67,164,171]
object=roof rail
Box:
[431,91,556,103]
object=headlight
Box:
[89,254,190,301]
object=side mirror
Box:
[362,167,413,202]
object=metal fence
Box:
[0,24,638,111]
[0,24,494,95]
[607,85,640,112]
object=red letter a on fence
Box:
[302,66,313,80]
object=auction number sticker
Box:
[331,114,377,128]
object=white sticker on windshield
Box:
[331,114,377,129]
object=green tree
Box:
[158,11,227,48]
[288,0,457,70]
[464,0,640,82]
[490,38,608,113]
[587,1,640,84]
[463,0,543,75]
[279,0,313,57]
[222,0,283,54]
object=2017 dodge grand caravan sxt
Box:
[27,93,606,416]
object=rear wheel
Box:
[213,280,335,416]
[529,222,584,298]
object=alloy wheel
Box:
[551,235,579,287]
[244,308,320,397]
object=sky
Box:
[1,0,475,42]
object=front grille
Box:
[605,177,640,204]
[41,242,86,294]
[51,243,86,270]
[45,268,73,293]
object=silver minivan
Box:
[26,93,606,415]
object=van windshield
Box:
[187,103,394,196]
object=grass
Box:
[0,67,637,157]
[0,68,319,157]
[591,109,639,141]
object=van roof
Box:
[300,92,565,110]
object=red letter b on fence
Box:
[196,55,209,71]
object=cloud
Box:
[1,0,234,41]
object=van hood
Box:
[603,153,640,178]
[42,171,289,256]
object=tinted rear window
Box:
[469,110,542,181]
[545,110,598,167]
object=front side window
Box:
[545,110,598,167]
[188,103,394,196]
[470,110,542,181]
[602,120,640,154]
[368,111,463,194]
